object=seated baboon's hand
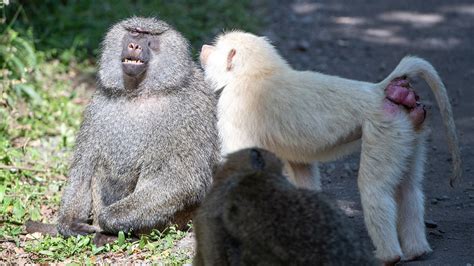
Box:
[384,77,426,129]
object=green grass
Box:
[24,226,192,264]
[0,0,257,263]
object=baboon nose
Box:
[128,43,142,52]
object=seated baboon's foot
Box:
[57,219,100,237]
[70,222,100,235]
[93,232,139,247]
[93,232,118,247]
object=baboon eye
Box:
[130,31,139,37]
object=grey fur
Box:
[194,148,376,266]
[57,17,219,236]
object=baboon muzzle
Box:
[121,38,150,77]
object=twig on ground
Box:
[0,220,24,226]
[0,239,18,244]
[0,165,46,173]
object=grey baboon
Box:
[193,148,376,266]
[52,17,219,238]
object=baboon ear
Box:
[249,148,265,170]
[226,48,236,71]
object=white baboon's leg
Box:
[286,162,321,191]
[396,130,432,260]
[358,117,414,263]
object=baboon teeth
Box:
[122,59,144,64]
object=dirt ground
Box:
[257,0,474,264]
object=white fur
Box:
[202,31,460,262]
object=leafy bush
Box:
[0,28,36,79]
[8,0,257,60]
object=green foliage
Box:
[7,0,258,61]
[0,28,36,79]
[25,226,191,264]
[0,26,41,106]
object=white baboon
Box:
[199,31,461,264]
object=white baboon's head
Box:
[199,31,289,90]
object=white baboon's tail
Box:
[378,56,462,186]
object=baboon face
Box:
[120,27,160,77]
[99,17,193,93]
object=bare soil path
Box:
[258,0,474,264]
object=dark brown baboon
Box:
[193,148,376,266]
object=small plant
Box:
[0,4,42,105]
[24,226,192,264]
[0,28,36,79]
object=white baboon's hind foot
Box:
[400,213,432,260]
[359,176,404,262]
[358,118,414,263]
[383,256,401,266]
[396,131,432,261]
[402,247,432,262]
[397,177,433,262]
